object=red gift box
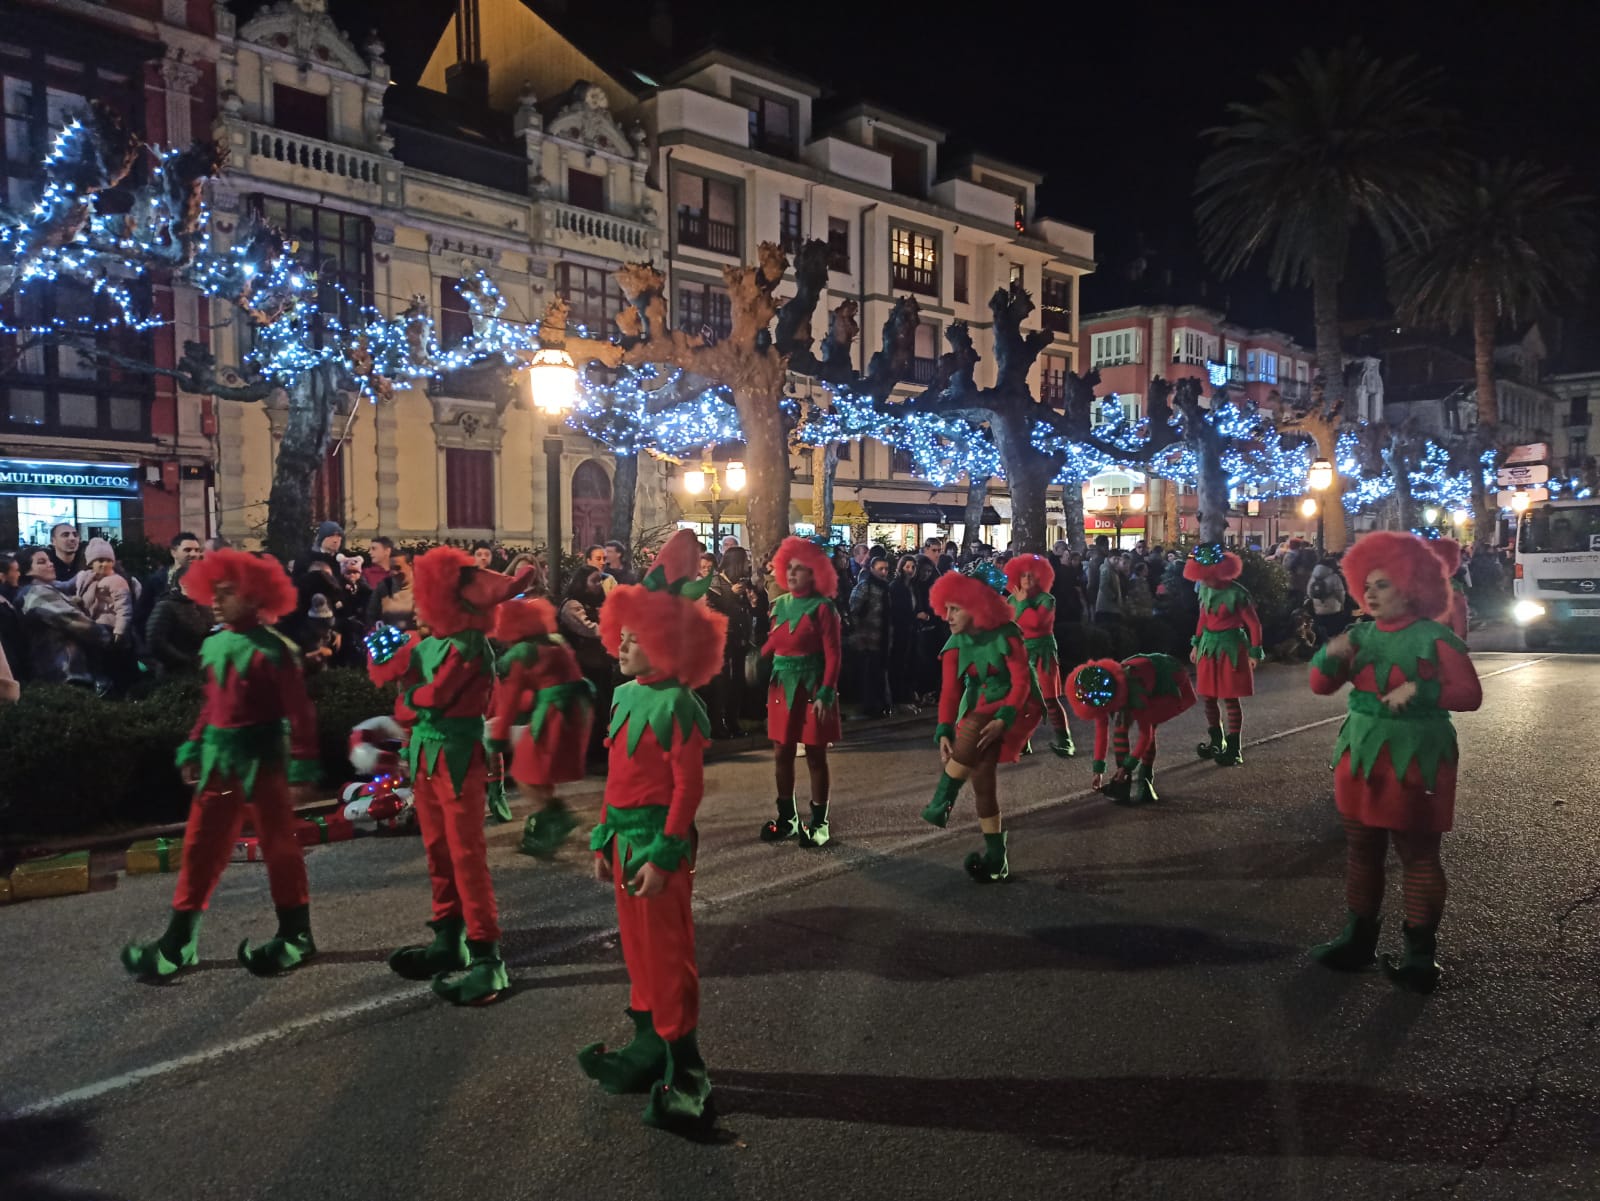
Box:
[293,814,356,847]
[231,837,265,863]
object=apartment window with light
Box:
[1040,354,1069,407]
[953,254,970,304]
[733,87,796,157]
[1172,328,1218,366]
[1091,393,1141,428]
[554,262,625,336]
[567,167,605,212]
[1041,276,1072,333]
[778,196,804,255]
[1090,329,1140,368]
[1247,349,1278,384]
[1009,262,1024,286]
[826,216,850,272]
[677,281,733,344]
[891,226,938,296]
[676,173,740,255]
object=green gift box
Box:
[127,837,182,875]
[11,851,90,900]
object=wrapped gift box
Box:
[231,837,265,863]
[10,851,90,900]
[292,814,356,847]
[126,837,183,875]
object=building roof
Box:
[815,99,948,144]
[659,47,823,98]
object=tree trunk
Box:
[1194,437,1230,545]
[1160,475,1181,550]
[810,441,838,535]
[733,386,791,563]
[610,448,639,553]
[963,474,988,551]
[989,412,1050,552]
[1061,479,1085,552]
[1311,247,1345,416]
[1471,277,1500,551]
[264,365,337,565]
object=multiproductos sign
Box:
[0,459,141,499]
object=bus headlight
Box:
[1512,599,1546,625]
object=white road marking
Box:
[10,655,1545,1117]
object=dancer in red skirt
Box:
[487,596,594,857]
[1004,553,1075,758]
[758,536,842,847]
[1184,542,1263,767]
[1065,653,1197,805]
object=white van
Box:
[1512,498,1600,648]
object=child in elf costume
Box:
[578,528,725,1135]
[1064,654,1197,805]
[1427,536,1471,640]
[758,536,842,847]
[1185,542,1264,767]
[367,547,534,1006]
[1004,553,1075,758]
[122,550,320,979]
[918,566,1043,882]
[486,596,594,857]
[1308,530,1482,994]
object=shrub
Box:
[305,669,398,782]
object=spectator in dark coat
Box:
[45,522,85,585]
[134,530,202,638]
[910,555,945,702]
[144,562,212,677]
[848,555,892,717]
[703,546,755,738]
[888,553,921,708]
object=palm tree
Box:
[1195,41,1454,549]
[1389,159,1595,544]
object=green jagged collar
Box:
[1198,582,1251,617]
[495,633,566,677]
[608,678,710,755]
[942,623,1018,679]
[415,629,494,682]
[1348,618,1464,694]
[773,592,829,632]
[1009,591,1054,615]
[1124,652,1185,712]
[1333,691,1457,789]
[201,625,292,686]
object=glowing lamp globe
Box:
[682,468,706,495]
[1511,491,1531,514]
[1300,497,1318,519]
[1308,459,1335,492]
[528,347,578,415]
[1129,491,1147,512]
[1451,508,1470,526]
[725,460,747,492]
[1423,507,1440,525]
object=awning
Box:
[862,500,949,524]
[938,505,1004,526]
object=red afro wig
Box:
[494,596,559,644]
[181,549,297,624]
[1183,542,1243,586]
[1341,531,1450,621]
[1003,552,1055,594]
[1428,536,1463,577]
[772,535,837,599]
[1065,658,1130,721]
[412,547,535,636]
[600,588,727,689]
[930,570,1014,631]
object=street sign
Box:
[1498,487,1550,509]
[1497,463,1550,486]
[1505,443,1549,466]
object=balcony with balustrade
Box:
[677,210,740,256]
[536,200,658,259]
[220,117,402,208]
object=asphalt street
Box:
[2,648,1598,1201]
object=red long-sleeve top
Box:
[1309,617,1481,710]
[936,630,1033,730]
[486,638,584,742]
[1012,591,1055,641]
[1194,589,1263,646]
[760,594,842,694]
[187,623,318,767]
[602,677,707,842]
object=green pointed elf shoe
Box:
[431,939,510,1006]
[798,802,830,847]
[1381,923,1442,995]
[1129,764,1160,805]
[578,1007,668,1094]
[1213,739,1244,767]
[238,904,317,977]
[1102,773,1133,806]
[1050,729,1077,758]
[121,909,202,980]
[388,914,469,981]
[641,1029,715,1136]
[760,796,799,842]
[1196,726,1225,760]
[1309,911,1382,971]
[485,780,514,825]
[920,772,963,828]
[963,831,1010,883]
[519,801,579,858]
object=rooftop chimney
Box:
[448,0,489,108]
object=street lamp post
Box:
[527,302,581,578]
[1087,489,1146,549]
[682,454,746,550]
[1300,496,1322,554]
[1307,458,1334,556]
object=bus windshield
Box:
[1518,503,1600,554]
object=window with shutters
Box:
[676,173,740,254]
[445,448,495,530]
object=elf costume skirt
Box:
[1194,646,1255,698]
[768,680,841,746]
[957,695,1044,765]
[1136,669,1198,728]
[509,704,593,789]
[1030,652,1062,700]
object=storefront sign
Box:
[0,459,141,499]
[1085,515,1147,532]
[1496,463,1549,487]
[1505,443,1549,466]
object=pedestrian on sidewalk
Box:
[1307,530,1482,995]
[758,536,842,846]
[887,553,921,710]
[848,554,892,718]
[578,528,724,1136]
[121,550,320,981]
[1066,653,1197,806]
[1005,553,1076,758]
[919,567,1043,883]
[1185,543,1265,767]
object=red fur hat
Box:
[930,569,1013,631]
[413,546,537,636]
[1065,658,1130,721]
[1428,536,1463,577]
[1183,542,1244,586]
[1342,530,1450,621]
[181,549,297,624]
[494,596,559,643]
[1004,552,1055,593]
[772,535,838,599]
[600,528,727,689]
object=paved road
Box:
[3,650,1598,1201]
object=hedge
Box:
[0,668,395,840]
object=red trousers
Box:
[412,750,501,943]
[610,842,698,1040]
[172,767,307,913]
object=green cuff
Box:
[287,758,320,786]
[636,832,694,873]
[934,722,955,744]
[1248,646,1266,662]
[1122,755,1140,771]
[1190,634,1201,647]
[1310,644,1341,676]
[588,824,614,855]
[175,740,201,769]
[1091,759,1106,773]
[487,738,511,756]
[994,705,1018,728]
[815,685,837,707]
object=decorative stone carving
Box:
[514,81,543,137]
[547,81,633,158]
[431,396,507,450]
[239,0,369,77]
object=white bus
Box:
[1512,497,1600,648]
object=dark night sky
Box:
[320,0,1600,355]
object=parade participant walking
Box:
[121,550,319,980]
[1004,552,1075,757]
[758,536,842,847]
[1427,536,1471,640]
[1307,530,1482,994]
[1185,542,1264,766]
[578,528,725,1135]
[919,566,1042,882]
[1065,653,1196,806]
[486,596,594,856]
[367,547,534,1006]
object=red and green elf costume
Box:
[578,528,725,1135]
[486,596,594,858]
[1005,552,1076,758]
[1184,543,1264,767]
[1065,653,1197,805]
[122,550,320,980]
[1307,531,1482,994]
[368,548,534,1007]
